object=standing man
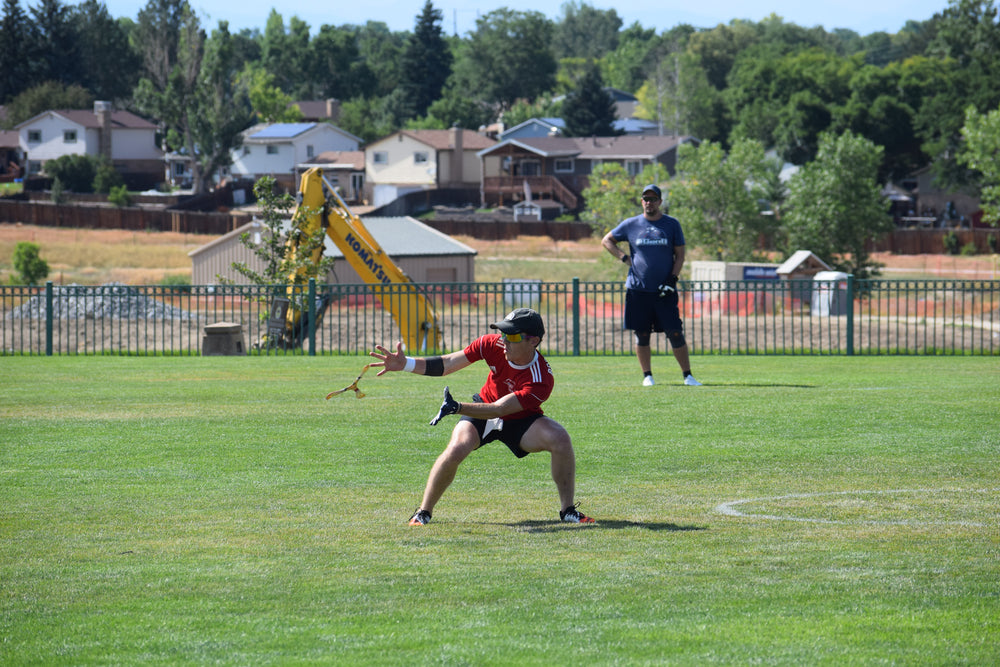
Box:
[369,308,595,526]
[601,184,702,387]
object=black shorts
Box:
[461,394,542,459]
[624,288,683,335]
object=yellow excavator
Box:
[262,167,442,352]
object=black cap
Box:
[642,184,662,199]
[490,308,545,338]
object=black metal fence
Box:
[2,278,998,356]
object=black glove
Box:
[429,386,459,425]
[658,274,678,297]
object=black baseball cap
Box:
[642,184,662,199]
[490,308,545,338]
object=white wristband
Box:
[403,356,416,373]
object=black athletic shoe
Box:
[560,504,596,523]
[408,509,431,526]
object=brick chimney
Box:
[94,101,112,160]
[449,125,463,187]
[325,98,340,122]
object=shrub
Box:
[12,241,49,285]
[108,184,132,208]
[942,231,960,255]
[960,242,978,256]
[93,159,124,194]
[43,154,96,192]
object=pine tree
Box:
[562,63,619,137]
[0,0,35,102]
[400,0,452,119]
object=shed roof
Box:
[777,250,831,275]
[189,216,477,261]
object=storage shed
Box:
[189,216,477,285]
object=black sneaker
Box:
[559,504,596,523]
[408,509,431,526]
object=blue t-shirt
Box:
[610,213,685,292]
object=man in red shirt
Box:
[370,308,595,526]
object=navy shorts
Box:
[461,394,542,459]
[624,288,683,335]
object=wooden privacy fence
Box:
[0,199,252,234]
[2,278,997,357]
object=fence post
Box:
[572,277,580,356]
[45,281,53,356]
[846,274,854,356]
[308,278,316,356]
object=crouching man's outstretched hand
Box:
[429,386,459,425]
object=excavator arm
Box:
[269,167,442,352]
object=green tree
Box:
[307,24,371,101]
[189,22,254,191]
[686,19,760,90]
[919,0,1000,192]
[958,103,1000,225]
[241,64,302,123]
[1,81,91,129]
[581,162,670,235]
[561,63,617,137]
[451,9,557,112]
[399,1,452,120]
[600,22,664,93]
[12,241,49,285]
[635,50,720,140]
[227,176,333,286]
[669,138,774,261]
[30,0,80,87]
[553,1,621,60]
[782,131,891,279]
[0,0,35,102]
[133,1,206,190]
[72,0,141,101]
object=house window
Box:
[306,145,314,158]
[266,145,279,155]
[28,161,42,174]
[626,160,643,177]
[414,151,428,164]
[63,130,77,143]
[373,151,388,165]
[554,158,574,173]
[28,130,41,143]
[173,163,187,177]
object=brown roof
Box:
[308,150,365,170]
[483,134,695,159]
[398,129,496,151]
[48,109,157,130]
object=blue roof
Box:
[250,123,316,139]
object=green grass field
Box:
[2,355,998,665]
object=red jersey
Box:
[463,333,555,419]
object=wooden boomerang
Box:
[325,363,375,399]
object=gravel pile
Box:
[6,283,193,321]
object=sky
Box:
[102,0,952,38]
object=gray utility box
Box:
[202,321,246,356]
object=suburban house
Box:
[15,101,162,187]
[476,134,699,211]
[227,122,362,191]
[364,128,497,208]
[296,150,366,203]
[189,216,477,285]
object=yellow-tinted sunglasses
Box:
[501,331,525,343]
